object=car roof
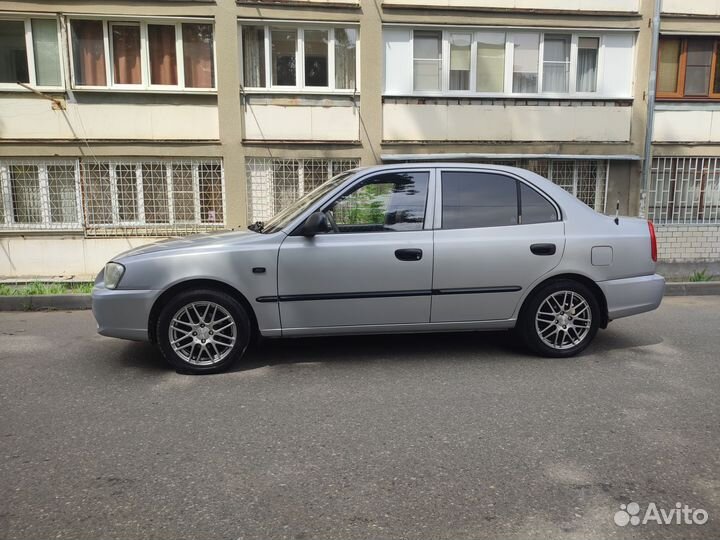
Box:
[351,162,533,176]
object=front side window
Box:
[70,19,215,90]
[512,33,540,93]
[542,34,571,93]
[413,30,442,91]
[442,171,518,229]
[657,36,720,99]
[325,172,429,233]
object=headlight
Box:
[104,262,125,290]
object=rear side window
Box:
[520,183,558,224]
[441,171,518,229]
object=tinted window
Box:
[326,171,429,233]
[520,183,558,224]
[442,171,518,229]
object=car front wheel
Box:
[156,288,251,374]
[519,279,600,358]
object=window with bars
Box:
[648,157,720,224]
[481,159,608,212]
[246,157,360,223]
[81,159,225,236]
[0,160,82,230]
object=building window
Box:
[512,32,540,93]
[385,28,625,97]
[657,36,720,99]
[0,18,62,89]
[413,30,442,91]
[542,34,571,93]
[649,157,720,224]
[81,159,224,236]
[69,19,216,91]
[0,160,81,230]
[476,32,505,92]
[241,25,358,92]
[246,158,360,223]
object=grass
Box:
[689,269,714,282]
[0,282,94,296]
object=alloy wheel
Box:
[534,290,592,350]
[168,301,237,366]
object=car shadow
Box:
[112,326,664,375]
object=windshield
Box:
[260,170,358,233]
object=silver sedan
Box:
[92,164,665,374]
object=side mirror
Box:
[302,211,328,237]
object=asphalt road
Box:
[1,297,719,540]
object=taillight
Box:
[648,220,657,262]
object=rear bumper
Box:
[598,274,665,321]
[91,286,159,341]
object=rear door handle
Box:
[395,248,423,261]
[530,243,556,256]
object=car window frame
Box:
[289,168,436,236]
[434,167,561,230]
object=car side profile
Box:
[92,164,665,374]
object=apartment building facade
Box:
[0,0,718,278]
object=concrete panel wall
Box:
[653,110,720,143]
[382,0,639,11]
[0,236,166,279]
[383,103,632,142]
[243,103,360,141]
[662,0,720,16]
[0,96,219,140]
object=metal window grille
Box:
[649,157,720,224]
[485,159,608,212]
[0,160,82,230]
[81,159,225,237]
[246,157,360,223]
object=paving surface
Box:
[1,297,719,539]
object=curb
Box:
[0,283,718,311]
[664,281,720,296]
[0,294,92,311]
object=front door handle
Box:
[530,243,557,256]
[395,248,423,261]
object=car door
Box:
[431,168,565,323]
[277,169,435,332]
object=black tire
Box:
[156,288,252,374]
[518,279,600,358]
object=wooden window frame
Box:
[657,36,720,101]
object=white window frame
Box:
[239,22,360,95]
[0,159,83,230]
[68,17,217,93]
[0,16,65,91]
[395,27,612,99]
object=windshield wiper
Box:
[248,221,264,232]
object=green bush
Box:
[689,269,713,282]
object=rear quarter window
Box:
[519,183,559,224]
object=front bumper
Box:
[92,285,159,341]
[598,273,665,321]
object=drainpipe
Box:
[640,0,662,218]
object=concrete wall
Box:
[0,95,219,141]
[0,236,165,279]
[662,0,720,16]
[653,109,720,144]
[383,102,632,142]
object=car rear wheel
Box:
[156,289,251,374]
[519,279,600,358]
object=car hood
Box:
[112,230,257,260]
